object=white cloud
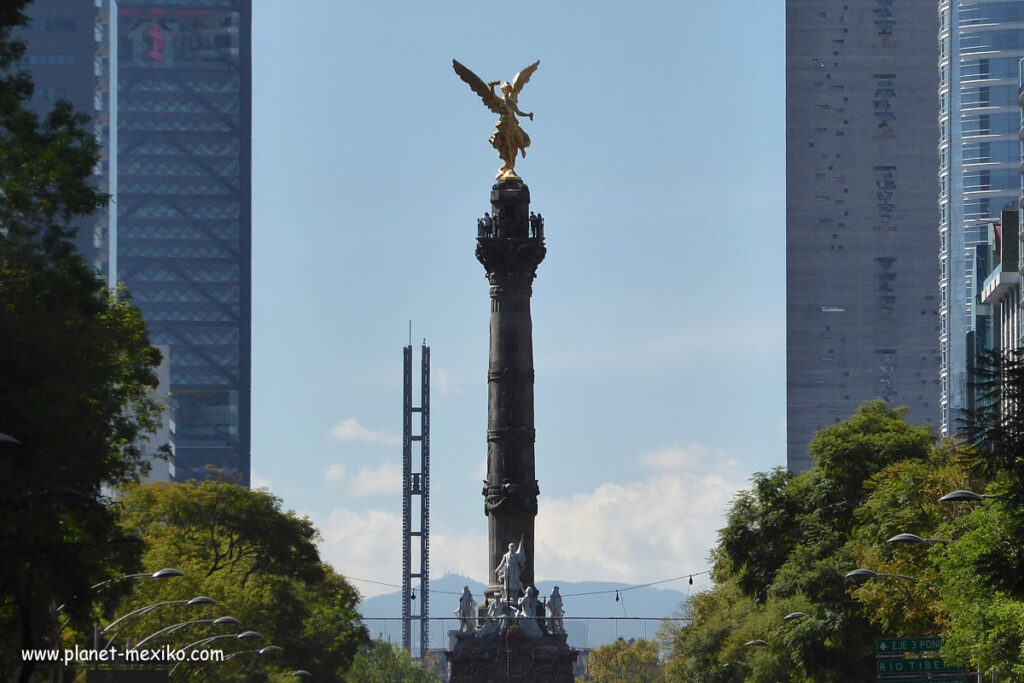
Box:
[324,463,346,484]
[642,443,736,471]
[329,418,401,446]
[315,443,751,598]
[534,466,744,584]
[319,507,402,598]
[349,462,402,497]
[433,367,454,396]
[318,505,488,599]
[250,471,274,492]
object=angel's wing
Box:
[511,60,540,97]
[453,59,502,114]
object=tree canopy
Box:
[106,480,370,681]
[0,2,164,679]
[663,401,939,682]
[580,637,663,683]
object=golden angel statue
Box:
[453,59,540,181]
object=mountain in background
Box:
[357,573,693,650]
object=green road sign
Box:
[875,636,944,654]
[877,657,962,675]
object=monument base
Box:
[447,628,576,682]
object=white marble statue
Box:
[547,586,565,634]
[454,586,477,633]
[495,535,526,598]
[517,586,543,637]
[476,597,511,638]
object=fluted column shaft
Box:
[475,179,545,601]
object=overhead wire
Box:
[346,569,712,599]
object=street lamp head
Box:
[744,639,769,647]
[845,568,879,580]
[213,616,241,626]
[939,489,985,502]
[887,533,927,544]
[784,611,807,622]
[259,646,283,656]
[237,631,262,641]
[884,532,946,544]
[292,671,312,678]
[186,596,216,607]
[151,568,185,579]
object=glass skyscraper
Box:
[20,1,252,485]
[938,0,1024,434]
[115,2,251,484]
[15,2,114,276]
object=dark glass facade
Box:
[15,1,112,274]
[115,2,251,484]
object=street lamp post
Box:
[844,568,941,597]
[99,596,216,647]
[134,615,240,649]
[90,568,184,593]
[168,631,263,676]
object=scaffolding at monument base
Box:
[402,342,430,656]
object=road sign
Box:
[877,657,962,675]
[875,636,943,654]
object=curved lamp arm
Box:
[134,615,240,649]
[169,631,262,676]
[101,596,215,647]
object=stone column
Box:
[475,178,545,603]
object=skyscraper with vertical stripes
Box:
[786,1,940,471]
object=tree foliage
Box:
[0,3,164,679]
[960,349,1024,598]
[103,480,370,681]
[342,640,441,682]
[580,637,663,683]
[665,401,937,682]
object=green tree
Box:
[107,481,369,681]
[581,637,663,682]
[847,445,973,637]
[0,3,164,679]
[343,640,441,682]
[659,582,752,683]
[665,401,936,682]
[938,498,1024,678]
[959,349,1024,598]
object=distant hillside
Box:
[358,573,693,650]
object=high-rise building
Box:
[19,1,252,485]
[15,1,114,276]
[786,1,940,472]
[938,1,1024,435]
[114,3,251,485]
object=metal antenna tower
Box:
[402,341,430,656]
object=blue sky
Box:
[249,1,786,599]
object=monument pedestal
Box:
[447,628,575,682]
